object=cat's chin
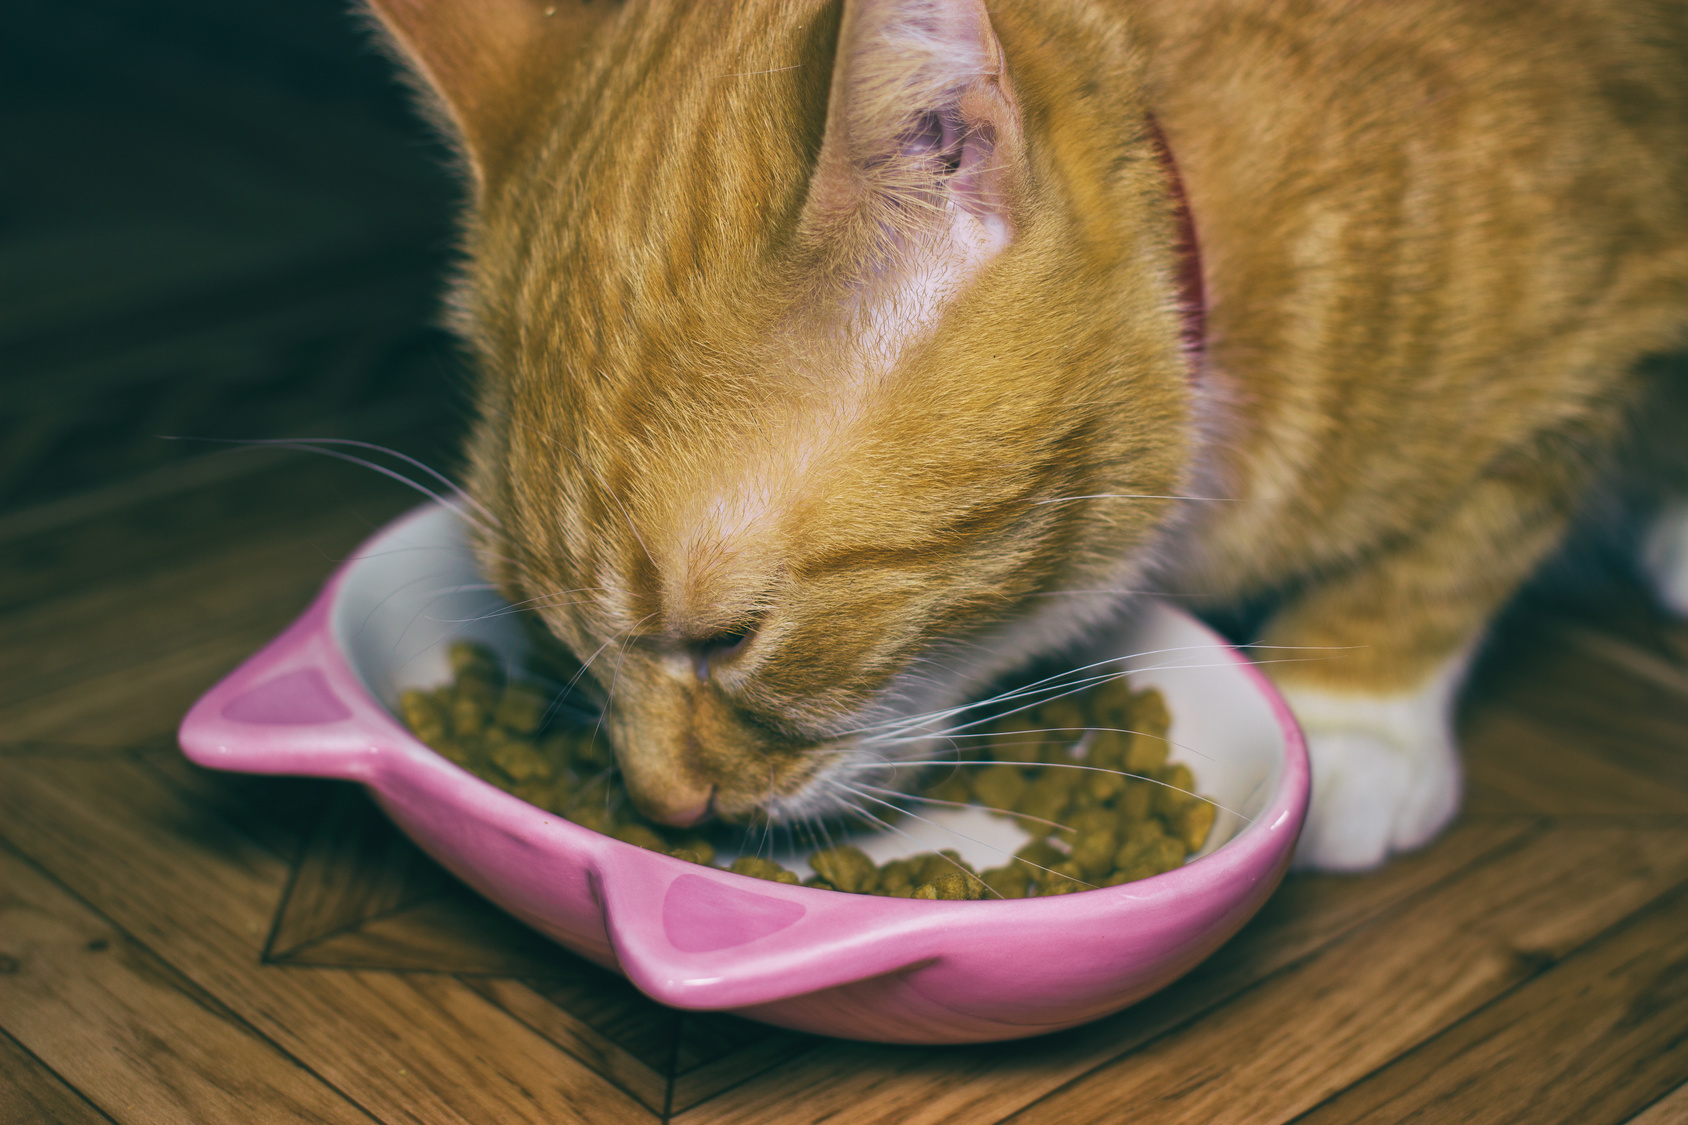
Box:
[1279,651,1470,872]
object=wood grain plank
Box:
[1629,1081,1688,1125]
[267,786,451,960]
[522,966,690,1072]
[0,531,367,744]
[1295,886,1688,1125]
[673,820,1532,1125]
[1462,708,1688,817]
[669,1026,816,1116]
[137,749,323,866]
[1461,600,1688,818]
[0,440,435,614]
[0,755,653,1125]
[0,845,372,1125]
[0,1027,114,1125]
[0,455,441,746]
[1003,827,1688,1125]
[465,978,670,1116]
[278,893,580,976]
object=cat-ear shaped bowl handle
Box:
[178,579,391,781]
[590,847,948,1016]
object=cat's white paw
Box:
[1642,500,1688,618]
[1277,653,1468,872]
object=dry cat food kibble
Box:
[399,642,1216,899]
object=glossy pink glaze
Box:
[178,504,1308,1043]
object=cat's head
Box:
[371,0,1199,826]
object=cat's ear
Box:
[805,0,1025,276]
[363,0,616,185]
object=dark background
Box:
[2,0,469,539]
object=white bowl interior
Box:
[334,505,1285,878]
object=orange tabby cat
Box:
[367,0,1688,869]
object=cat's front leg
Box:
[1274,650,1470,871]
[1248,462,1585,871]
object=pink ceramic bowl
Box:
[179,503,1307,1043]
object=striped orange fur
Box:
[369,0,1688,862]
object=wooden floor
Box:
[7,4,1688,1122]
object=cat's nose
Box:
[637,780,715,828]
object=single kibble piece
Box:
[1038,861,1089,896]
[972,763,1027,813]
[914,871,973,900]
[667,837,715,865]
[1153,763,1198,817]
[809,845,879,894]
[450,692,488,738]
[1116,779,1153,821]
[1015,773,1073,833]
[490,739,552,783]
[1090,676,1135,722]
[1085,727,1126,770]
[494,682,550,734]
[1070,827,1120,881]
[875,858,917,897]
[1131,689,1170,736]
[980,864,1033,899]
[1122,730,1169,775]
[613,823,669,852]
[987,715,1048,766]
[1037,698,1087,738]
[1013,839,1066,876]
[399,690,448,745]
[908,850,974,886]
[1083,766,1126,804]
[729,856,800,885]
[1174,801,1217,853]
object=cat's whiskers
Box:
[537,613,652,728]
[832,783,1084,896]
[843,643,1232,737]
[843,651,1153,739]
[841,758,1249,822]
[859,648,1357,746]
[849,781,1075,835]
[1033,493,1250,505]
[443,579,621,626]
[163,435,503,539]
[870,722,1217,768]
[588,610,660,757]
[1023,588,1202,598]
[258,436,503,530]
[717,63,803,78]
